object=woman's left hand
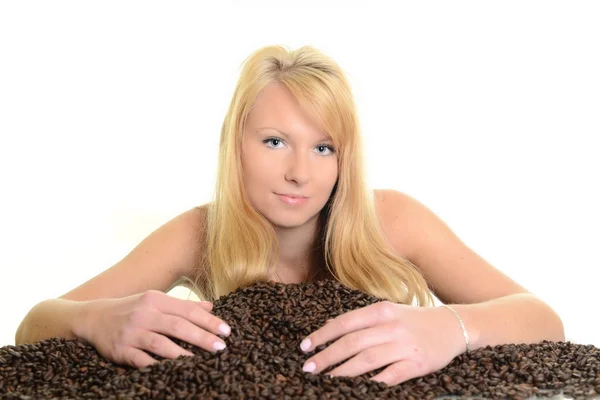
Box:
[298,301,467,386]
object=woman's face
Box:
[241,82,338,229]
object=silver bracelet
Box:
[441,304,471,353]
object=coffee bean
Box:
[1,279,599,399]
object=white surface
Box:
[0,1,598,349]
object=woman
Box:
[15,45,564,387]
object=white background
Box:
[1,1,598,349]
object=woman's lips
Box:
[277,194,309,205]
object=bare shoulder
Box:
[373,188,416,261]
[59,204,211,301]
[373,188,530,304]
[179,203,210,280]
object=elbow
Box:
[525,293,566,343]
[553,313,566,342]
[14,319,27,345]
[540,298,566,342]
[14,302,40,345]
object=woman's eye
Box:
[263,138,335,155]
[264,138,283,148]
[316,145,335,155]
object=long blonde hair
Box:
[184,45,434,307]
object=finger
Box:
[370,359,421,387]
[135,329,195,360]
[303,323,396,375]
[153,295,231,338]
[196,301,213,312]
[121,347,159,369]
[300,301,397,353]
[328,342,401,378]
[152,312,227,353]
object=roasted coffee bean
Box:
[1,279,599,399]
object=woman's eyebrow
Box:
[256,127,331,143]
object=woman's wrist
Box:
[433,304,471,358]
[440,304,470,352]
[71,299,102,345]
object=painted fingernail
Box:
[300,338,311,352]
[219,323,231,335]
[303,361,316,373]
[213,342,226,351]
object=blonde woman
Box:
[15,45,565,387]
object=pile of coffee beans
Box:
[2,279,599,399]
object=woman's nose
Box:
[284,154,311,183]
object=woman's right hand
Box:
[79,290,231,368]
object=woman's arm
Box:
[438,293,565,354]
[15,298,94,345]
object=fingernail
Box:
[213,342,226,351]
[303,361,316,373]
[219,324,231,335]
[300,338,311,352]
